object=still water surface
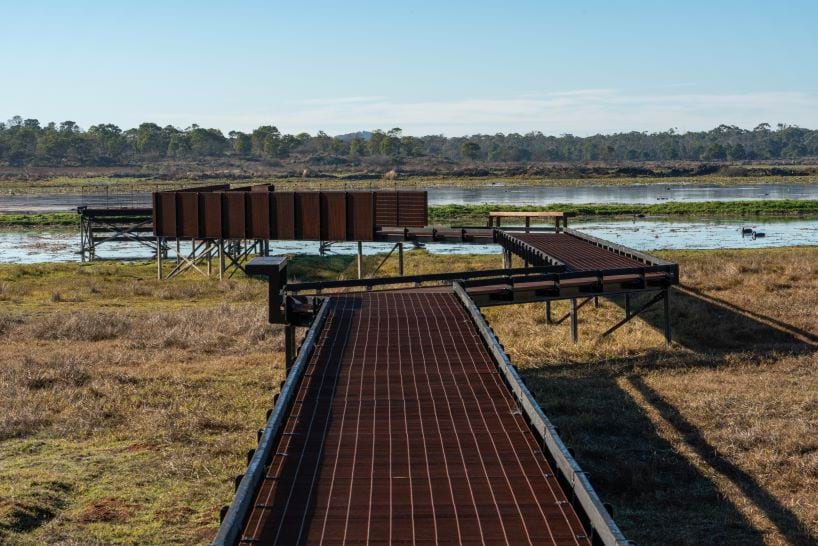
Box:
[427,182,818,206]
[1,216,815,264]
[2,182,818,212]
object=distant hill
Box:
[334,131,373,141]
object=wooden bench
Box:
[487,211,569,231]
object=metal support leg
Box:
[398,242,404,276]
[664,287,672,344]
[284,324,295,374]
[545,301,552,324]
[594,296,599,308]
[157,237,164,280]
[80,218,85,263]
[570,298,578,343]
[176,238,180,264]
[625,294,631,319]
[357,241,363,279]
[218,239,225,280]
[88,221,96,260]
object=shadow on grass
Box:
[524,358,768,546]
[640,285,817,354]
[628,375,816,546]
[520,286,817,544]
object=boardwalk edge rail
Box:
[453,282,631,546]
[212,299,330,546]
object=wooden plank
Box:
[223,193,247,239]
[489,211,566,217]
[274,192,295,240]
[200,193,223,239]
[397,191,428,227]
[296,192,321,240]
[374,192,398,227]
[247,192,272,239]
[156,192,177,237]
[176,192,199,238]
[347,192,375,241]
[320,191,348,241]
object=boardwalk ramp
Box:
[215,290,627,546]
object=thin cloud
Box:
[152,90,818,136]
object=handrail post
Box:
[246,257,288,324]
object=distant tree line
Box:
[1,116,816,167]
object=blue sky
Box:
[2,0,817,136]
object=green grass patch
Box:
[0,213,79,227]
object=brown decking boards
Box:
[240,292,590,546]
[504,233,645,272]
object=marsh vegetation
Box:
[0,250,816,544]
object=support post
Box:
[570,298,578,343]
[245,256,288,324]
[88,220,95,260]
[79,216,85,263]
[206,242,212,277]
[284,324,295,374]
[156,237,164,279]
[176,238,181,264]
[594,296,599,308]
[218,239,225,280]
[545,301,552,324]
[398,242,404,276]
[625,293,631,319]
[357,241,363,279]
[664,287,672,344]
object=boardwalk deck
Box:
[228,292,606,545]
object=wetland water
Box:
[2,182,818,212]
[427,182,818,205]
[2,216,816,264]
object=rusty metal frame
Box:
[78,206,159,261]
[284,264,566,293]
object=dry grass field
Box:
[0,248,816,545]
